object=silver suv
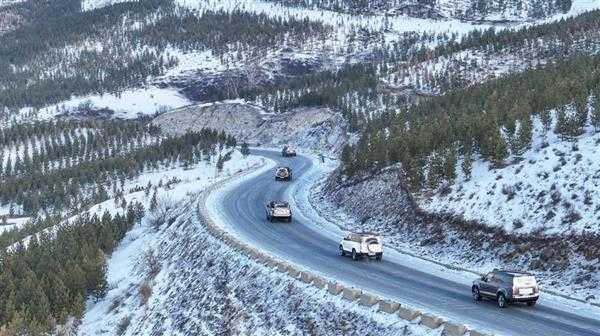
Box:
[265,201,292,222]
[472,269,539,308]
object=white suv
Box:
[339,233,383,261]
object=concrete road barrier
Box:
[313,276,327,289]
[378,300,400,314]
[264,257,278,269]
[277,262,287,273]
[469,331,493,336]
[442,322,468,336]
[397,306,421,321]
[300,271,314,284]
[342,287,362,301]
[420,313,444,329]
[285,265,300,278]
[327,282,343,295]
[359,292,380,307]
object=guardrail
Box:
[197,164,493,336]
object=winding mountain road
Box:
[210,149,600,336]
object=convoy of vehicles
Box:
[275,166,292,181]
[339,233,383,261]
[472,269,539,308]
[265,148,539,310]
[265,201,292,222]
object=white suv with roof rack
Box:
[339,233,383,261]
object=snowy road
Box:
[209,150,600,336]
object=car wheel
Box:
[287,216,292,223]
[527,301,537,307]
[351,249,359,261]
[497,293,507,308]
[376,254,382,261]
[339,245,345,256]
[472,287,482,302]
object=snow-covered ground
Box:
[0,0,22,8]
[421,112,600,235]
[81,0,133,11]
[0,217,29,234]
[21,87,192,120]
[78,151,435,336]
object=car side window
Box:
[485,273,495,282]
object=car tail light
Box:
[513,287,518,295]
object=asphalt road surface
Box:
[216,149,600,336]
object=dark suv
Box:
[472,269,539,308]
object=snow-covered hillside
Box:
[420,109,600,235]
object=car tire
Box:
[527,301,537,307]
[352,249,359,261]
[472,287,482,302]
[339,245,345,256]
[376,254,382,261]
[287,216,292,223]
[497,293,507,308]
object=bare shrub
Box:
[147,194,176,230]
[143,249,161,279]
[501,185,516,201]
[116,316,131,336]
[513,220,524,230]
[563,210,582,224]
[108,296,123,313]
[139,282,152,306]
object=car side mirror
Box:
[481,276,487,281]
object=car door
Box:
[342,236,351,252]
[480,273,497,297]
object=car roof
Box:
[492,269,533,277]
[348,232,380,238]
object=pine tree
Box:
[592,94,600,132]
[462,152,473,180]
[240,142,250,157]
[150,189,158,212]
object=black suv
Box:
[472,269,539,308]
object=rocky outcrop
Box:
[153,102,348,154]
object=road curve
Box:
[215,149,600,336]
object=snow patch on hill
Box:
[20,87,191,121]
[420,112,600,235]
[81,0,133,11]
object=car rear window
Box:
[514,276,537,287]
[364,238,380,244]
